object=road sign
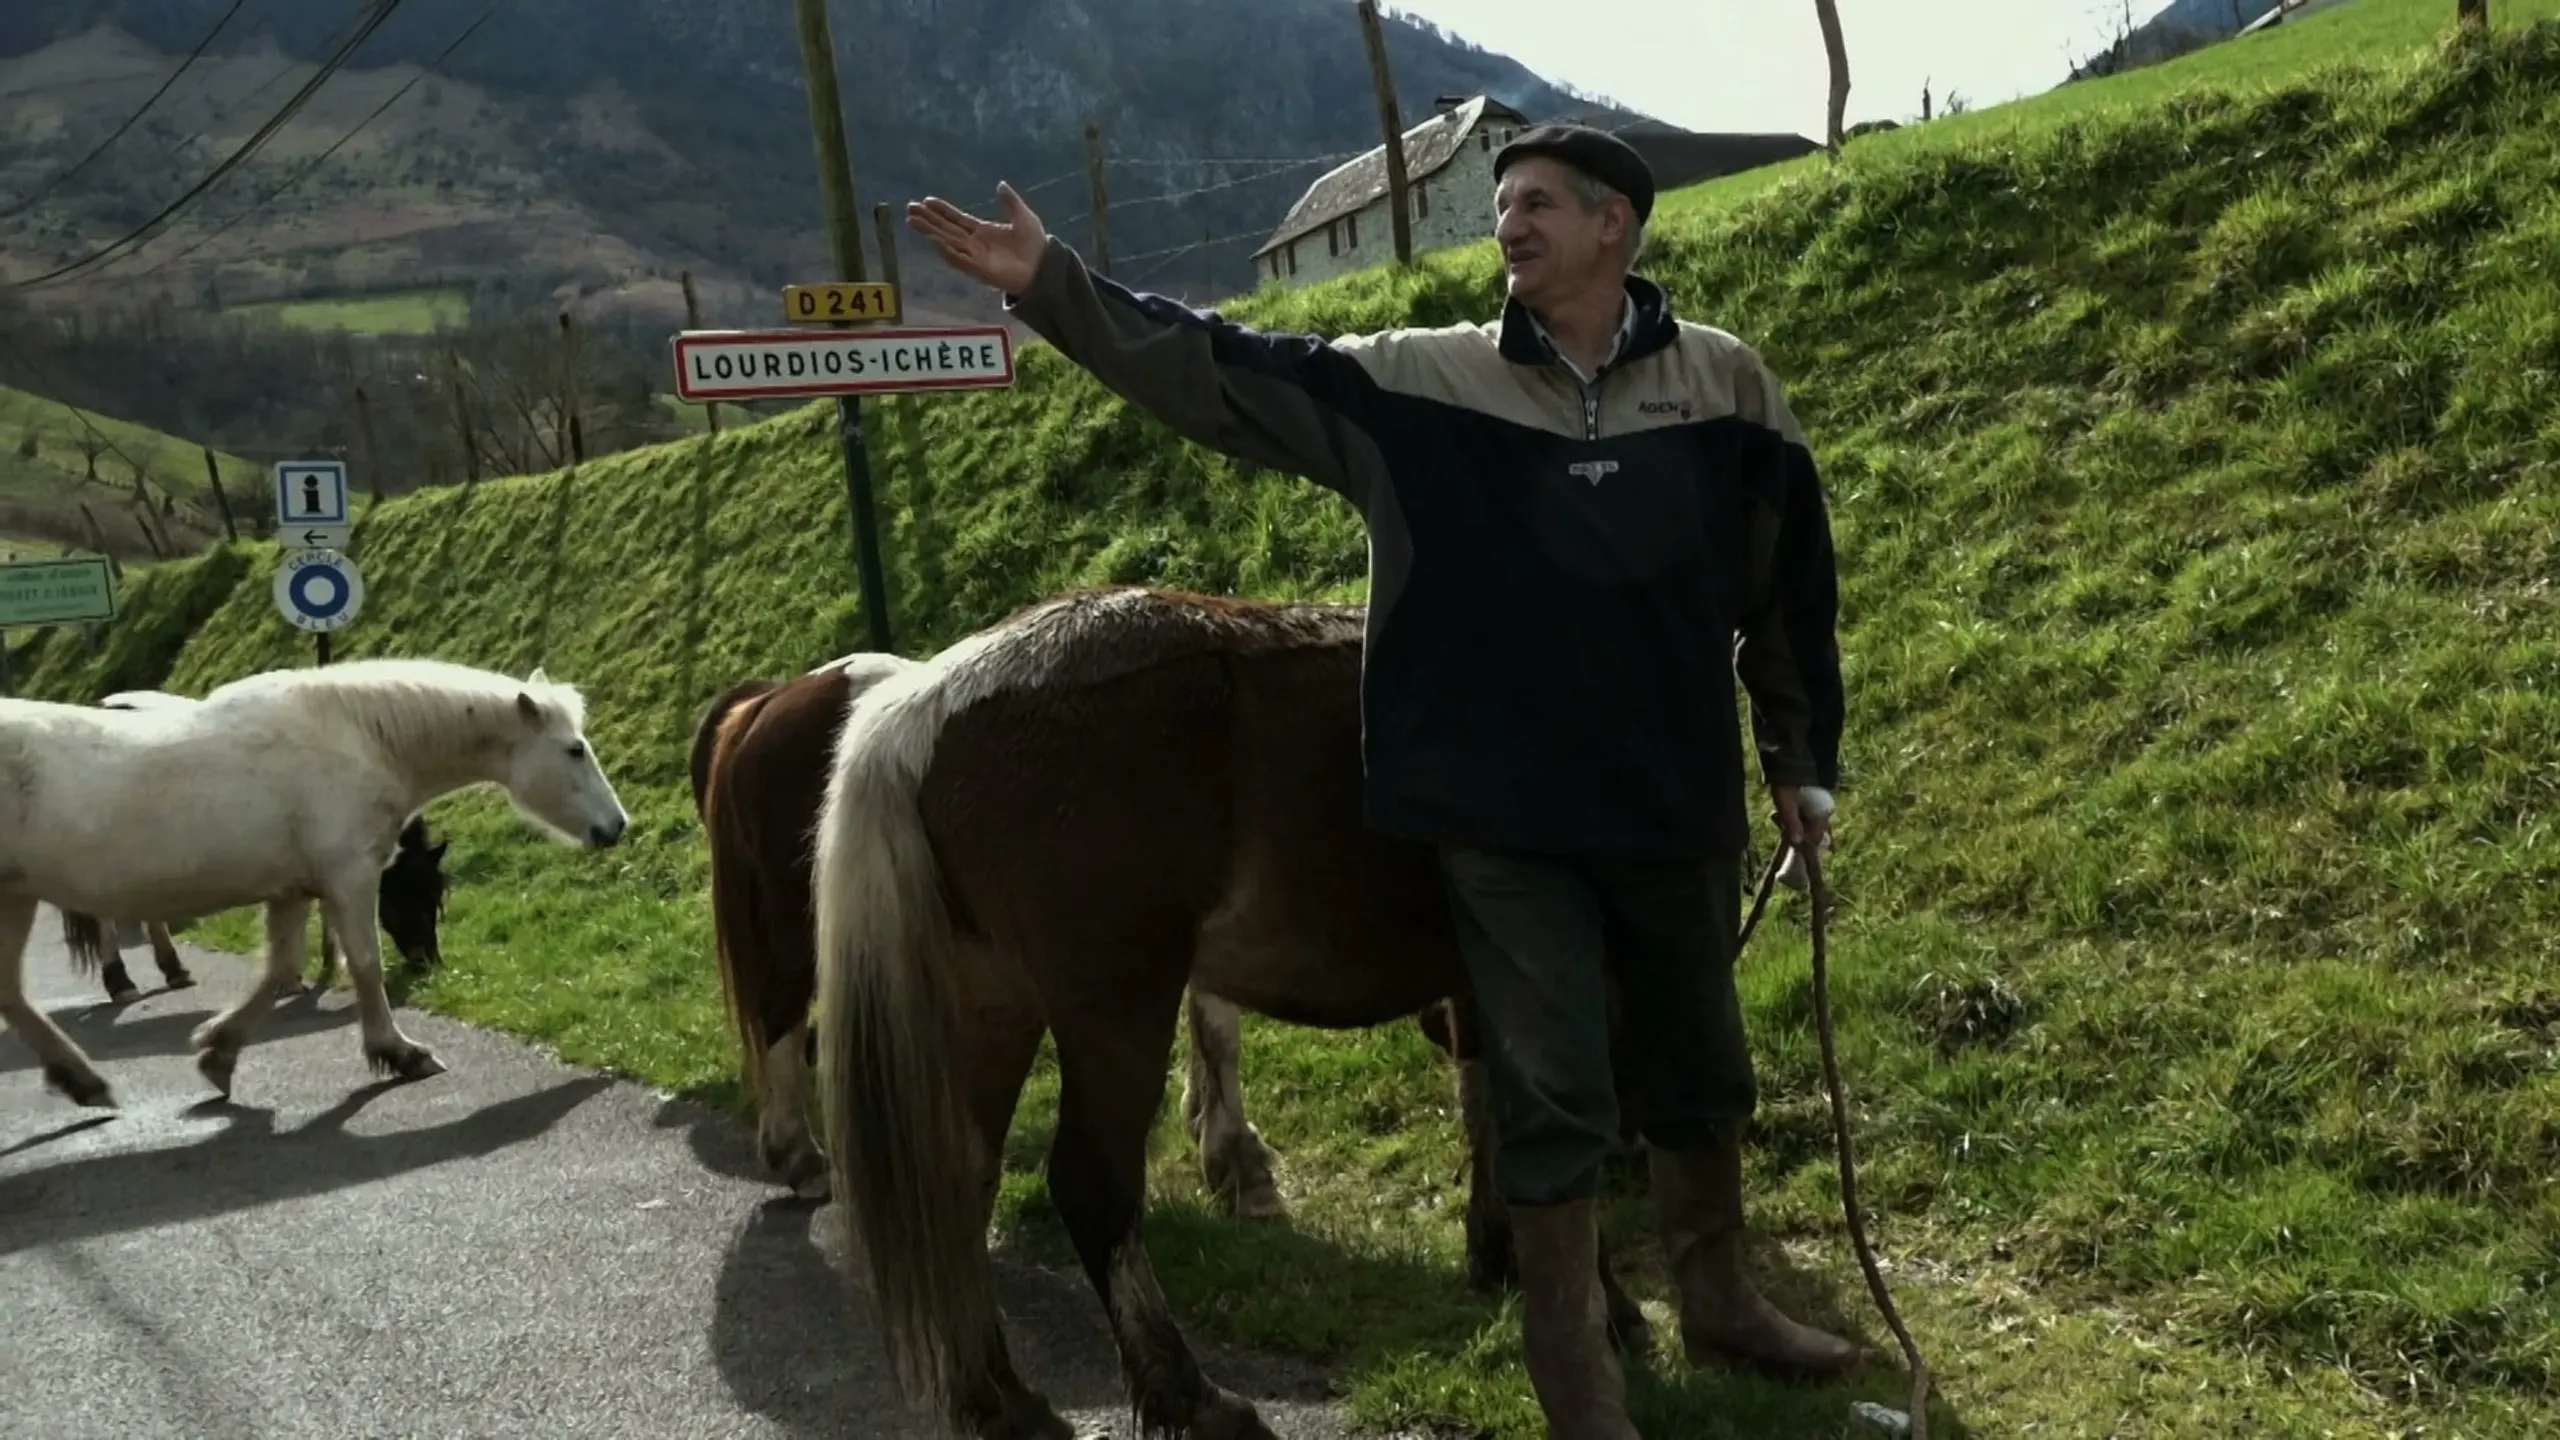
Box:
[670,325,1015,402]
[274,459,350,528]
[783,281,901,324]
[280,523,353,552]
[0,555,117,628]
[273,548,364,633]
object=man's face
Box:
[1493,155,1627,307]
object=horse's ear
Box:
[528,666,550,685]
[516,690,540,723]
[429,840,449,863]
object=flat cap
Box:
[1493,123,1655,224]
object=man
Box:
[907,123,1859,1435]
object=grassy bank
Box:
[39,5,2560,1436]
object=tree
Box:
[1814,0,1852,157]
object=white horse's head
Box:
[503,668,630,849]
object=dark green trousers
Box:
[1437,844,1756,1207]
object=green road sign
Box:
[0,555,118,628]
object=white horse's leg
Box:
[190,897,313,1097]
[146,921,195,990]
[321,878,442,1083]
[0,898,115,1107]
[1181,989,1285,1220]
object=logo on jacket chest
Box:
[1566,458,1620,487]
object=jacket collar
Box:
[1497,272,1678,375]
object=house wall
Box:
[1259,113,1523,287]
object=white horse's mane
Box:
[203,656,587,765]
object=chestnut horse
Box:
[810,586,1676,1440]
[688,640,1650,1345]
[687,652,1272,1219]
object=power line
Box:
[0,0,254,222]
[117,0,510,284]
[3,0,411,295]
[1048,149,1370,233]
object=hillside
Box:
[0,378,246,557]
[19,5,2560,1437]
[0,0,1642,327]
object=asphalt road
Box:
[0,909,1366,1439]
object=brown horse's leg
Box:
[1180,989,1286,1221]
[147,921,195,990]
[757,1020,827,1200]
[98,954,139,1002]
[948,942,1068,1440]
[1047,973,1273,1440]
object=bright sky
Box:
[1386,0,2177,137]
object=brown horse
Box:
[810,585,1694,1440]
[60,814,453,1002]
[687,652,1280,1219]
[688,641,1651,1337]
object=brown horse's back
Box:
[914,588,1466,1035]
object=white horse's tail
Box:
[812,664,1000,1429]
[59,912,114,975]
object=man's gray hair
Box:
[1562,167,1647,267]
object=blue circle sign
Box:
[273,548,365,633]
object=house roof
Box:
[1251,95,1530,259]
[1250,101,1822,261]
[1611,124,1824,192]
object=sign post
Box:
[272,459,357,661]
[670,311,1016,653]
[0,554,119,697]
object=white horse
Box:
[0,656,630,1108]
[55,689,451,1002]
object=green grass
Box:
[33,6,2560,1436]
[225,287,470,335]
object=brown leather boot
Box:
[1508,1198,1643,1439]
[1648,1130,1863,1377]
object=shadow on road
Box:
[0,990,354,1079]
[0,1072,614,1258]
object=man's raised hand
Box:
[905,181,1048,296]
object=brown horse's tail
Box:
[812,653,995,1427]
[689,677,785,1099]
[59,911,114,975]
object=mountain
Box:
[0,0,1647,328]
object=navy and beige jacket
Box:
[1006,235,1844,861]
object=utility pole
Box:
[790,0,895,653]
[1355,0,1413,265]
[680,270,719,434]
[1082,119,1112,275]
